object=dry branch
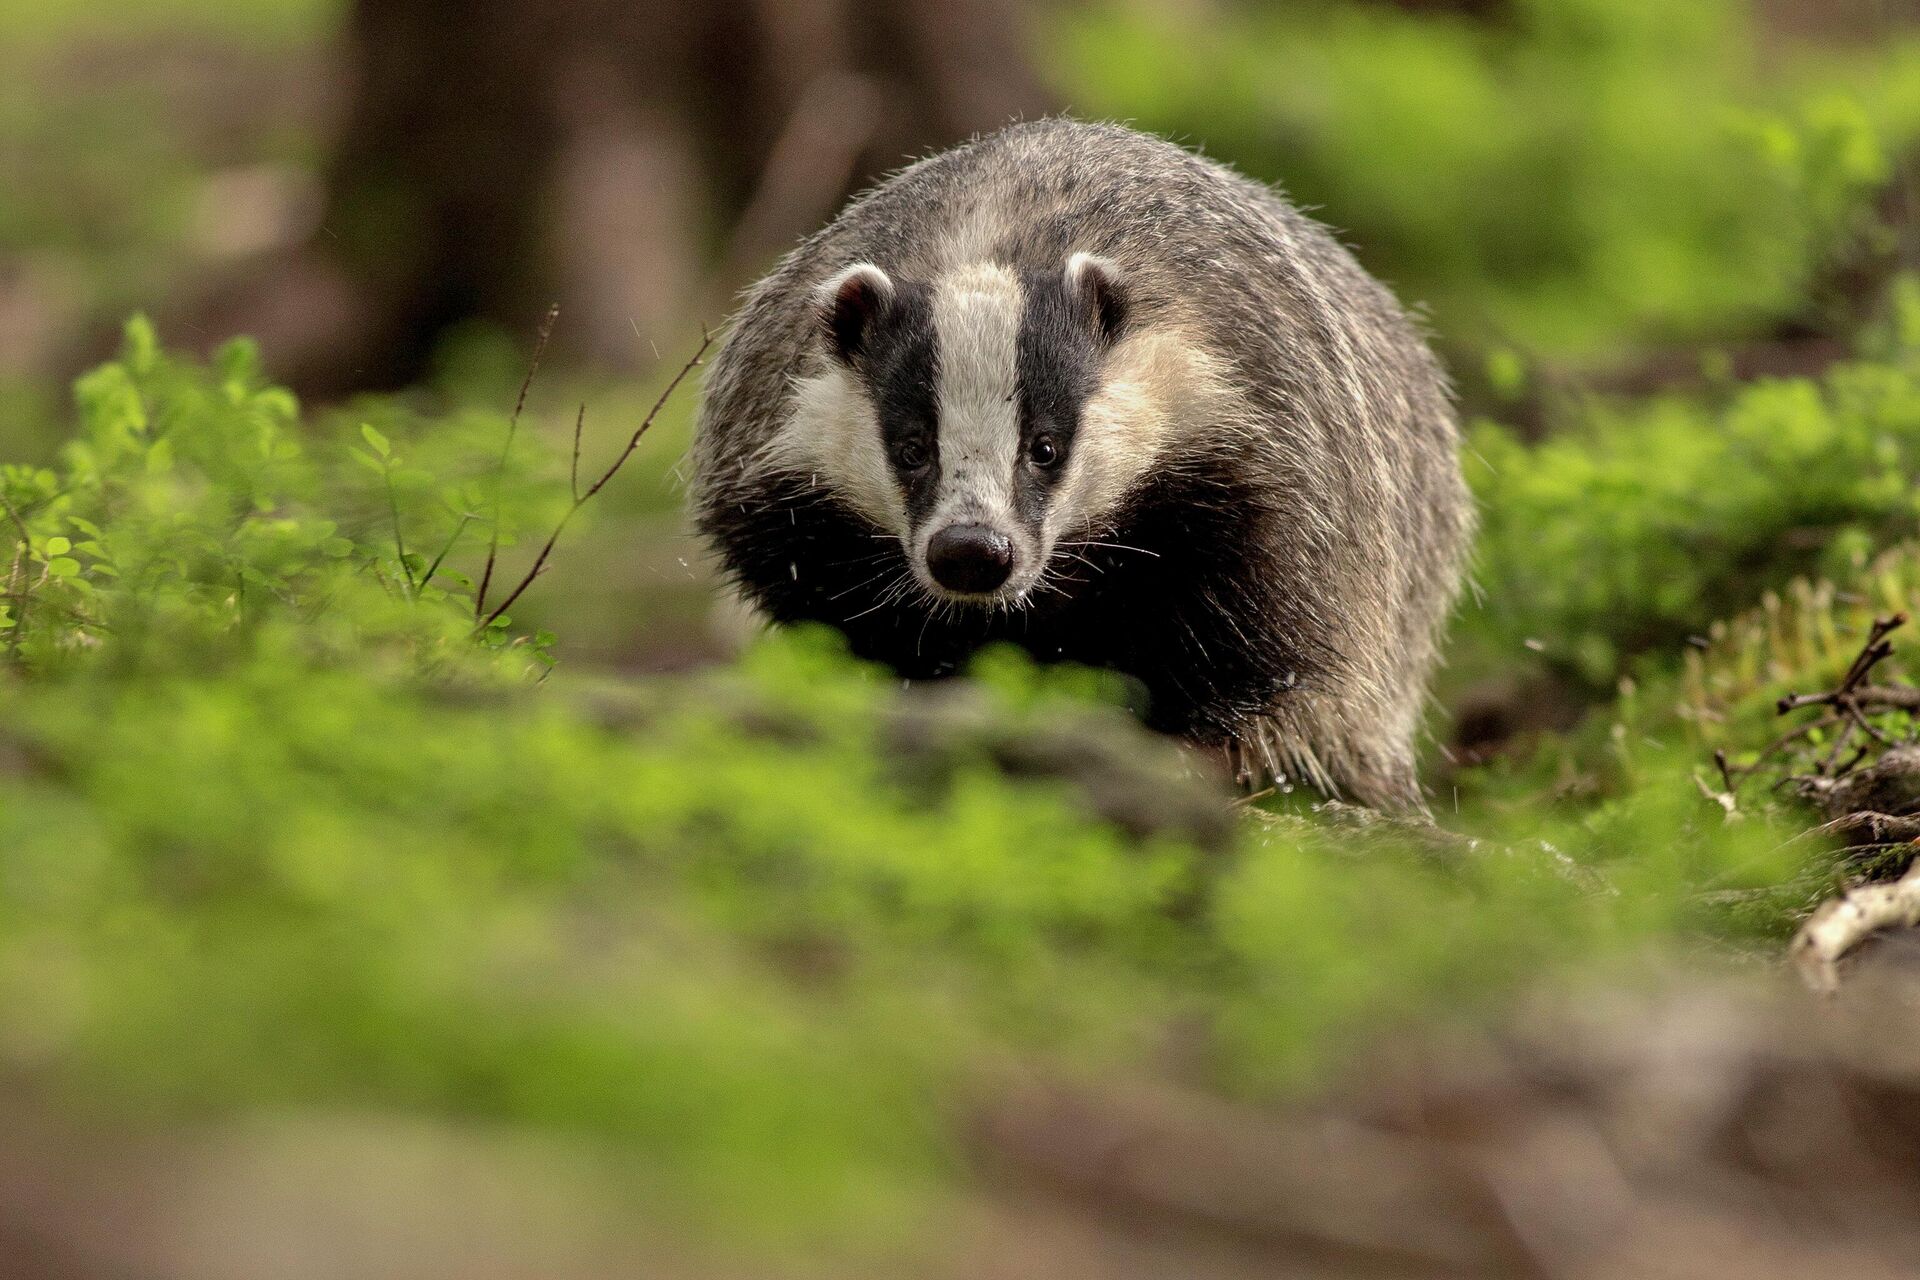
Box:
[1713,613,1920,990]
[1792,856,1920,994]
[1774,613,1907,716]
[1795,684,1920,713]
[1721,614,1919,802]
[476,304,560,622]
[1816,811,1920,845]
[476,328,712,630]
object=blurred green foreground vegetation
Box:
[7,0,1920,1266]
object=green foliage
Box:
[0,318,575,676]
[1052,0,1911,358]
[1462,344,1920,689]
[0,328,1844,1250]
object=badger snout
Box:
[925,523,1015,595]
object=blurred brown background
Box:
[214,0,1055,393]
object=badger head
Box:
[770,253,1143,609]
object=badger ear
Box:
[1065,251,1127,345]
[815,263,895,364]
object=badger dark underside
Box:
[701,471,1330,745]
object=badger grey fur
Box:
[691,120,1473,810]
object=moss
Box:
[1458,344,1920,693]
[0,324,1868,1251]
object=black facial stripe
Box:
[697,465,1327,744]
[850,281,942,526]
[1015,269,1105,526]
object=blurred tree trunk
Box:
[228,0,1053,394]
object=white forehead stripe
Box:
[930,263,1024,524]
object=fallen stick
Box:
[1791,853,1920,994]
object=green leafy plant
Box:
[0,324,1863,1253]
[0,317,707,678]
[1461,342,1920,691]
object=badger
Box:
[691,120,1473,810]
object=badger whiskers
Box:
[1052,538,1161,560]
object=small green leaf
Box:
[124,314,159,374]
[488,614,512,629]
[257,388,298,420]
[361,423,392,458]
[46,557,80,578]
[43,536,71,556]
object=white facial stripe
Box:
[1050,327,1236,535]
[759,364,905,532]
[928,263,1024,530]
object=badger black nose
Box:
[926,524,1014,593]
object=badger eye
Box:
[1028,436,1061,469]
[894,440,929,472]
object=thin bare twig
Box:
[1825,685,1920,712]
[479,329,712,630]
[0,491,34,660]
[1714,715,1838,794]
[1817,716,1859,777]
[569,403,586,502]
[1713,748,1738,796]
[384,464,415,595]
[0,491,29,552]
[1731,615,1914,796]
[476,304,560,622]
[420,513,474,590]
[1842,701,1897,747]
[1776,614,1908,715]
